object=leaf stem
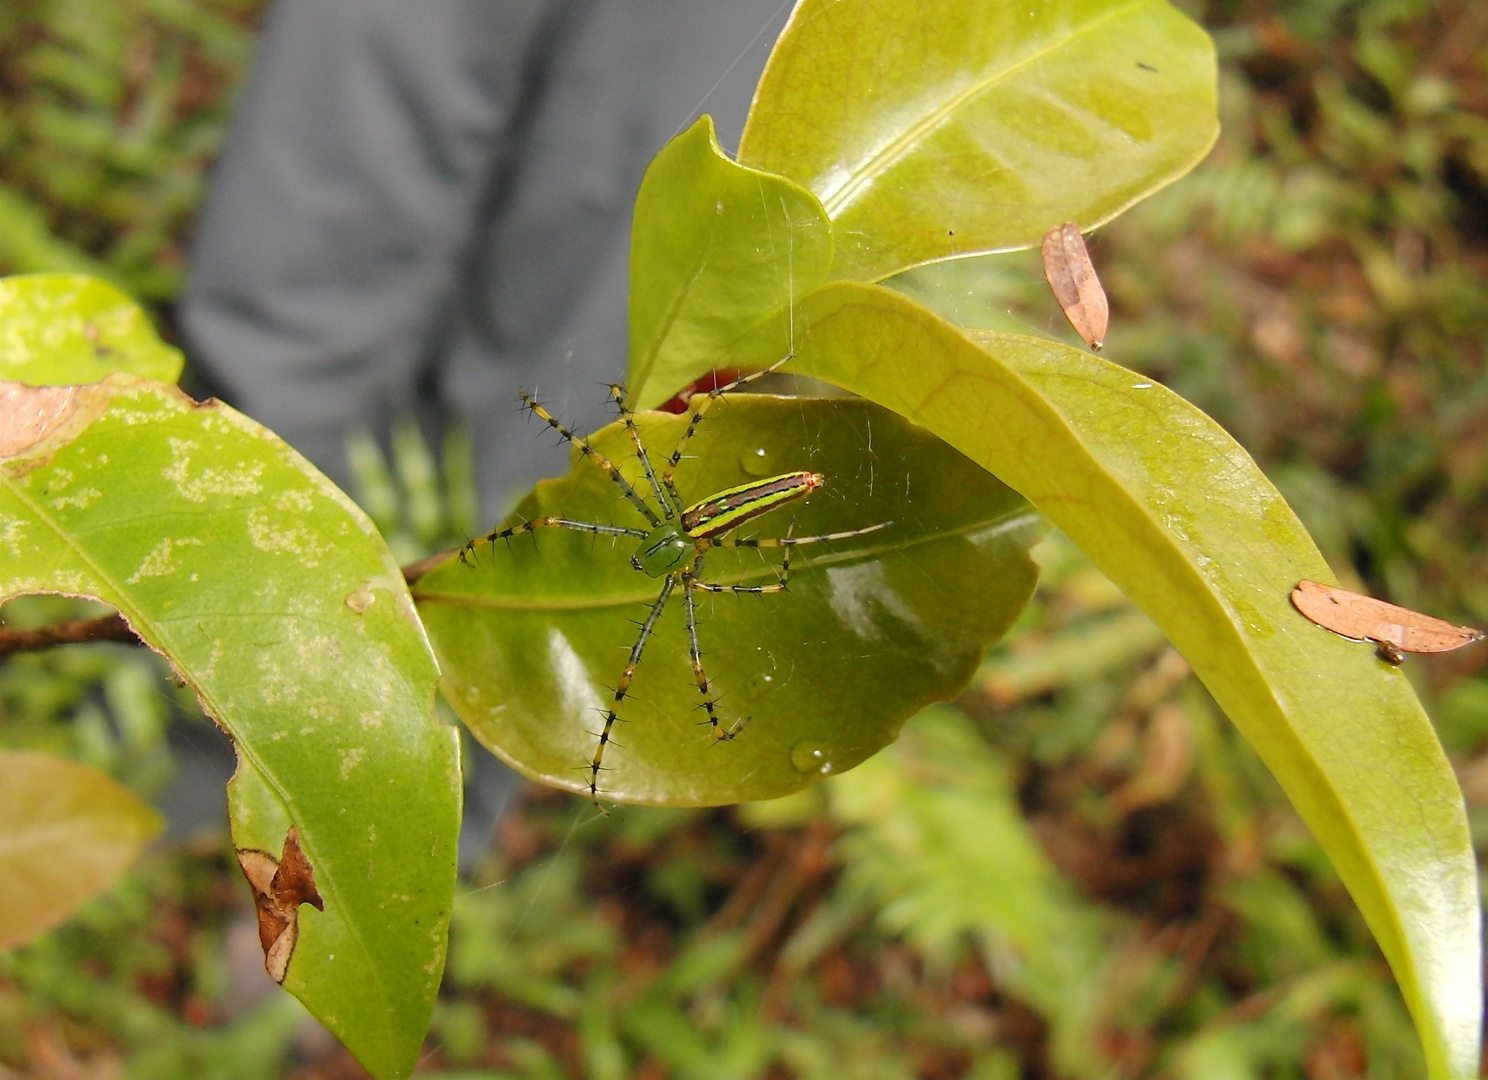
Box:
[0,613,139,657]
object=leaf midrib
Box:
[412,510,1034,611]
[818,0,1144,217]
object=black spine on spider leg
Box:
[518,390,662,529]
[598,679,633,706]
[658,354,793,508]
[587,573,677,801]
[610,383,676,520]
[586,705,626,750]
[680,555,736,743]
[461,515,650,562]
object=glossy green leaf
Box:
[779,280,1479,1080]
[0,374,460,1080]
[0,274,183,385]
[739,0,1219,282]
[628,116,833,411]
[0,749,162,951]
[414,396,1039,805]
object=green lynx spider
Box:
[461,359,890,801]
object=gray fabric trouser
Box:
[181,0,790,513]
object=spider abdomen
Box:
[682,471,822,540]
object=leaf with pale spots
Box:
[0,371,459,1080]
[414,396,1039,805]
[0,274,183,386]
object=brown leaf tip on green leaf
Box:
[236,825,324,984]
[0,374,217,468]
[0,381,101,460]
[1290,579,1486,663]
[1041,222,1109,352]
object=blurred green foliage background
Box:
[1,0,1485,1076]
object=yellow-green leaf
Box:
[781,280,1479,1080]
[628,116,833,410]
[0,274,183,386]
[0,750,161,951]
[0,374,460,1080]
[739,0,1219,281]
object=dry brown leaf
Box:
[1042,221,1109,351]
[236,826,324,983]
[1290,579,1484,664]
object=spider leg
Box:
[609,384,676,520]
[690,519,796,595]
[720,519,892,549]
[681,554,740,742]
[587,574,676,802]
[521,391,661,527]
[660,354,795,508]
[459,516,648,564]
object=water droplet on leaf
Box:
[740,446,773,476]
[789,740,834,775]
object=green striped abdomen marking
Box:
[682,471,821,540]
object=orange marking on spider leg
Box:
[585,574,674,800]
[682,562,735,742]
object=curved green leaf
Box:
[0,375,460,1080]
[0,750,162,951]
[414,396,1040,805]
[781,280,1479,1080]
[0,274,183,385]
[739,0,1218,282]
[628,116,833,410]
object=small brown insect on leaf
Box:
[1042,222,1110,352]
[1290,580,1485,664]
[236,825,324,984]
